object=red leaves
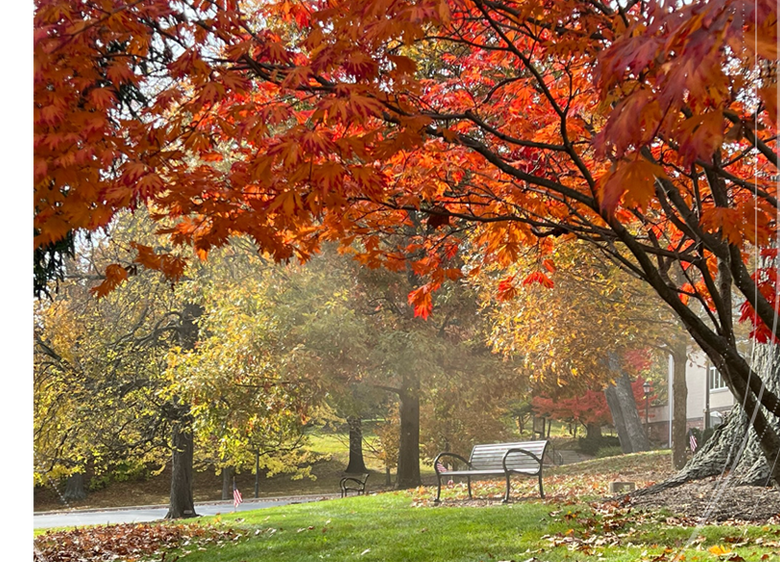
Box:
[32,0,779,356]
[408,286,433,319]
[496,276,517,302]
[522,270,554,289]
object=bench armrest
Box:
[433,452,471,475]
[340,475,369,490]
[501,448,544,473]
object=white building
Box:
[646,349,735,446]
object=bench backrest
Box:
[469,441,549,471]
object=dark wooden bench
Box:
[340,473,369,497]
[433,440,549,503]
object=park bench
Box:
[433,440,549,503]
[340,473,369,497]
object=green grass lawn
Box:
[161,492,779,562]
[33,490,780,562]
[34,449,780,562]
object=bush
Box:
[595,446,624,459]
[578,435,621,455]
[88,460,152,491]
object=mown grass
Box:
[169,491,780,562]
[34,450,780,562]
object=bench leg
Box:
[538,475,544,499]
[435,477,442,503]
[502,473,511,503]
[467,477,472,499]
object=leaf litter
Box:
[34,522,246,562]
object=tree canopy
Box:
[34,0,780,483]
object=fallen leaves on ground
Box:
[34,522,246,562]
[411,469,659,506]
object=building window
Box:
[708,365,728,393]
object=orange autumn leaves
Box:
[34,0,778,338]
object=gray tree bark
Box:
[221,466,234,500]
[670,343,690,470]
[165,303,202,519]
[604,354,650,453]
[165,415,198,519]
[634,342,780,496]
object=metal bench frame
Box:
[340,473,369,497]
[433,440,549,503]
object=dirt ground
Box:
[628,477,780,523]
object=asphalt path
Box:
[34,494,335,530]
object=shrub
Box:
[578,435,621,455]
[595,446,624,458]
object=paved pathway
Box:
[34,494,335,530]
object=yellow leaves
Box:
[708,544,732,556]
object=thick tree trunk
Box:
[670,344,689,470]
[165,303,202,519]
[605,355,650,453]
[585,423,602,441]
[604,384,630,452]
[634,342,780,496]
[165,415,198,519]
[395,387,421,489]
[345,417,368,474]
[63,472,87,501]
[221,466,234,500]
[617,370,650,452]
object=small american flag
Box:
[435,461,447,474]
[689,432,698,453]
[233,479,243,508]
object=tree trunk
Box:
[634,342,780,496]
[679,340,780,487]
[670,343,689,470]
[345,416,368,474]
[221,466,234,501]
[63,472,87,501]
[585,423,602,441]
[395,387,421,489]
[604,384,631,452]
[604,354,650,453]
[254,449,261,498]
[165,303,202,519]
[165,415,198,519]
